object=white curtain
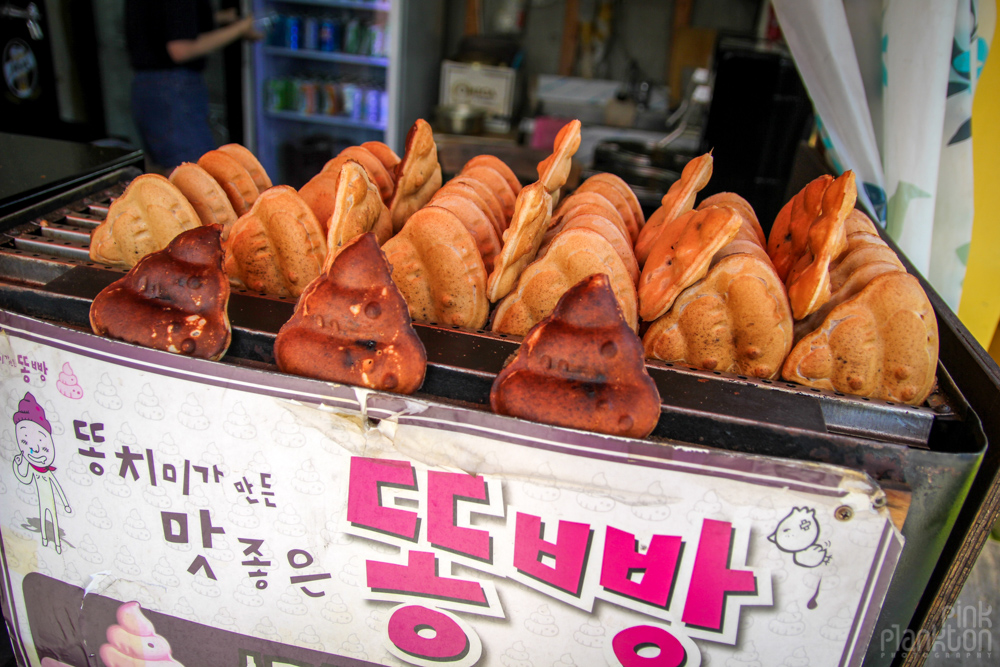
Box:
[771,0,991,311]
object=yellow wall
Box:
[959,0,1000,359]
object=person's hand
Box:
[238,15,265,42]
[216,8,238,25]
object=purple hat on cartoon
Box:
[13,392,51,434]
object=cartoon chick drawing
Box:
[12,392,71,554]
[768,507,831,568]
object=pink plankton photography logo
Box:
[881,601,993,661]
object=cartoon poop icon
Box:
[724,640,762,667]
[233,576,264,608]
[573,618,606,648]
[820,607,854,642]
[293,459,324,495]
[94,373,123,410]
[552,655,578,667]
[254,616,281,642]
[56,363,83,399]
[768,601,806,636]
[223,403,256,439]
[177,394,209,430]
[134,384,165,420]
[272,411,306,448]
[321,594,352,624]
[124,510,152,540]
[500,641,534,667]
[768,507,831,568]
[99,601,184,666]
[783,647,810,667]
[524,604,559,636]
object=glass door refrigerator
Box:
[244,0,443,187]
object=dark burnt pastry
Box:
[90,225,231,361]
[490,273,660,438]
[274,232,427,394]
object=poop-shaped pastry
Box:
[493,227,638,336]
[635,152,713,266]
[225,185,327,297]
[90,225,231,361]
[168,162,238,239]
[487,182,553,302]
[782,271,937,404]
[538,213,638,286]
[460,164,517,223]
[217,143,272,192]
[425,195,502,273]
[388,119,443,232]
[99,601,184,666]
[548,190,627,242]
[323,145,395,203]
[197,149,260,216]
[382,207,489,328]
[300,165,392,244]
[574,172,644,243]
[644,198,792,378]
[438,177,506,236]
[536,119,582,201]
[491,273,660,438]
[638,205,742,321]
[90,174,202,268]
[463,154,522,196]
[325,161,392,252]
[361,140,401,173]
[768,171,855,320]
[276,233,427,393]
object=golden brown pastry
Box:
[425,194,502,273]
[581,172,645,240]
[169,162,238,240]
[768,171,855,320]
[274,232,426,394]
[575,174,642,244]
[536,119,582,201]
[323,146,395,203]
[638,205,742,321]
[491,273,660,438]
[460,164,517,223]
[224,185,327,298]
[90,174,202,268]
[197,149,260,216]
[642,205,792,379]
[486,182,553,302]
[699,192,764,246]
[438,177,506,236]
[381,207,489,328]
[325,161,391,256]
[299,170,341,234]
[635,152,713,266]
[537,213,639,286]
[545,193,631,249]
[388,119,443,232]
[217,143,272,192]
[462,154,522,196]
[492,227,638,336]
[782,271,937,405]
[90,225,231,360]
[361,141,401,174]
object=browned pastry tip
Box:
[169,162,238,240]
[634,152,713,266]
[490,273,660,438]
[197,149,260,216]
[275,232,426,394]
[388,119,443,232]
[217,143,272,192]
[536,119,582,198]
[486,181,553,302]
[90,225,231,361]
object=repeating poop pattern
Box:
[178,394,209,430]
[725,640,763,667]
[576,473,615,512]
[293,459,324,495]
[552,655,578,667]
[340,555,362,586]
[143,482,171,509]
[191,571,221,598]
[152,557,180,588]
[78,534,103,564]
[274,505,307,537]
[783,647,810,667]
[213,607,240,632]
[173,598,197,623]
[233,572,265,608]
[573,618,606,648]
[277,585,308,616]
[113,546,141,577]
[365,607,386,632]
[223,403,256,439]
[321,593,352,624]
[501,641,533,667]
[631,480,673,521]
[228,500,259,530]
[253,617,281,642]
[768,602,806,636]
[123,510,151,541]
[67,455,93,487]
[820,607,854,642]
[86,498,113,530]
[43,400,65,435]
[0,428,17,462]
[56,362,83,399]
[338,634,367,660]
[524,604,559,636]
[687,490,726,522]
[134,383,164,420]
[273,411,306,448]
[103,469,131,499]
[523,463,561,502]
[849,517,883,548]
[94,373,122,409]
[296,625,325,652]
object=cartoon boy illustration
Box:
[11,392,72,553]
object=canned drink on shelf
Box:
[342,83,362,120]
[296,79,318,115]
[304,16,319,50]
[267,15,287,47]
[380,90,390,124]
[265,77,291,112]
[285,15,301,50]
[365,88,381,124]
[320,81,340,115]
[344,17,361,54]
[319,18,335,52]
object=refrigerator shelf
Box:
[263,46,389,67]
[264,109,386,131]
[271,0,391,10]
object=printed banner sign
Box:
[0,311,902,667]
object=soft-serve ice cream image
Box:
[99,601,184,666]
[56,362,83,399]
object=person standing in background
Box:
[126,1,261,172]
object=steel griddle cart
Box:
[0,147,997,667]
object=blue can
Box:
[319,18,335,52]
[304,17,319,50]
[365,88,380,124]
[285,15,301,50]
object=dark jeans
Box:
[131,69,216,169]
